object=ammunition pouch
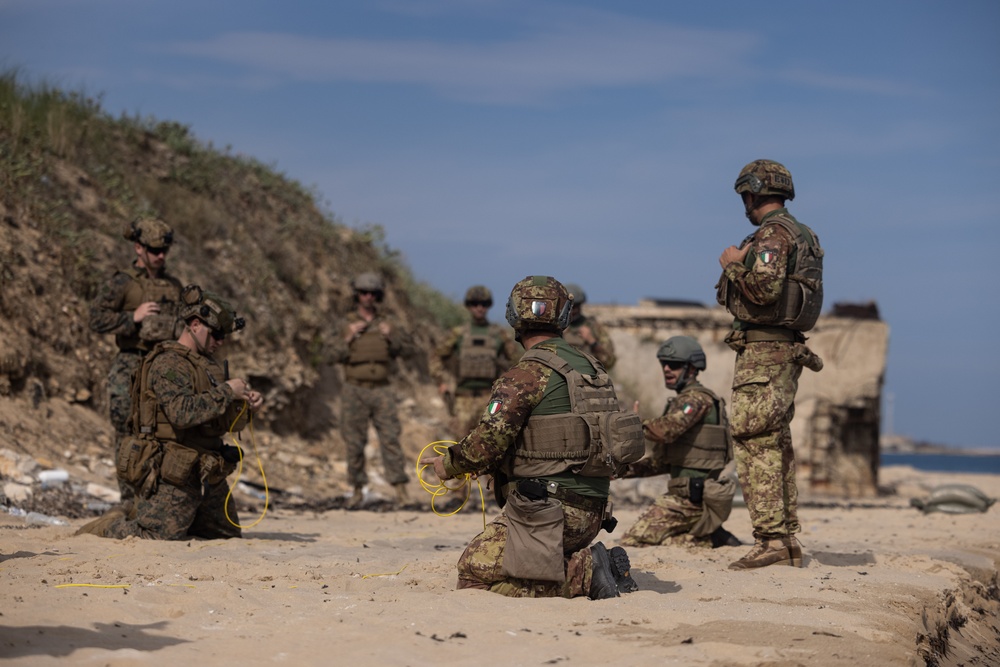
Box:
[138,309,182,343]
[667,476,705,505]
[198,450,236,486]
[159,443,201,487]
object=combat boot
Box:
[728,536,802,570]
[588,542,621,599]
[608,546,639,593]
[709,526,742,548]
[346,486,364,509]
[393,483,409,506]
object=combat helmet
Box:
[505,276,573,334]
[179,285,245,334]
[352,272,385,299]
[734,160,795,201]
[656,336,707,371]
[464,285,493,307]
[564,283,587,306]
[123,216,174,248]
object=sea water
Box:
[881,451,1000,474]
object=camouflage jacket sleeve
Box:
[381,315,415,359]
[443,359,552,477]
[587,317,616,370]
[328,317,356,364]
[723,222,794,306]
[88,272,139,336]
[642,389,714,446]
[429,326,463,384]
[149,352,236,430]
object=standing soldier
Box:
[562,283,616,370]
[333,272,415,508]
[77,286,262,539]
[89,217,182,503]
[431,285,520,439]
[619,336,741,549]
[716,159,824,570]
[421,276,642,599]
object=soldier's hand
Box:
[578,324,596,345]
[346,321,368,341]
[632,400,640,414]
[419,455,450,482]
[719,244,751,269]
[378,321,391,337]
[226,378,250,399]
[246,390,264,412]
[133,301,160,323]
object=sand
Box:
[1,465,998,667]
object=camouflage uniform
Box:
[620,381,729,547]
[563,314,616,370]
[440,338,611,598]
[332,311,414,488]
[89,263,182,498]
[85,342,244,540]
[430,321,520,438]
[722,211,820,540]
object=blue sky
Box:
[3,1,999,449]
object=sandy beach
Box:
[1,465,997,667]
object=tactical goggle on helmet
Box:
[734,159,795,200]
[656,336,707,370]
[179,285,245,334]
[505,276,573,333]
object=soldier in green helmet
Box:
[78,285,262,540]
[716,159,824,570]
[562,283,616,370]
[431,285,521,440]
[89,217,184,504]
[332,272,416,508]
[421,276,641,599]
[620,336,741,549]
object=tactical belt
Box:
[505,479,607,513]
[346,378,390,389]
[744,326,799,343]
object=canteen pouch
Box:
[501,488,566,582]
[116,435,162,488]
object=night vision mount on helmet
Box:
[505,276,573,334]
[656,336,707,371]
[123,217,174,248]
[179,285,245,334]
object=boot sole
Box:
[609,546,639,593]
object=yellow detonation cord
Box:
[415,441,487,530]
[223,401,270,529]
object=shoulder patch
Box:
[759,250,776,264]
[486,400,502,416]
[682,403,695,416]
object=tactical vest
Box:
[510,348,643,479]
[344,321,392,383]
[665,385,732,471]
[130,342,245,453]
[456,324,502,382]
[717,213,824,332]
[117,268,183,351]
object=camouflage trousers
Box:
[84,477,241,540]
[619,493,710,548]
[456,503,603,598]
[107,350,144,503]
[341,382,409,488]
[451,390,491,440]
[730,341,802,539]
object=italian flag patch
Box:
[682,403,695,415]
[487,400,502,416]
[760,250,776,264]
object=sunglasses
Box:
[144,245,170,256]
[209,328,226,341]
[466,301,491,308]
[662,360,686,370]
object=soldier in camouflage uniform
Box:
[716,160,824,570]
[430,285,521,439]
[332,273,415,508]
[77,286,262,540]
[562,284,616,370]
[620,336,741,549]
[421,276,641,599]
[89,217,183,503]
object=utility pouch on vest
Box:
[116,435,162,489]
[577,411,645,477]
[199,451,234,486]
[501,489,566,582]
[160,443,201,487]
[138,310,180,343]
[690,478,737,538]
